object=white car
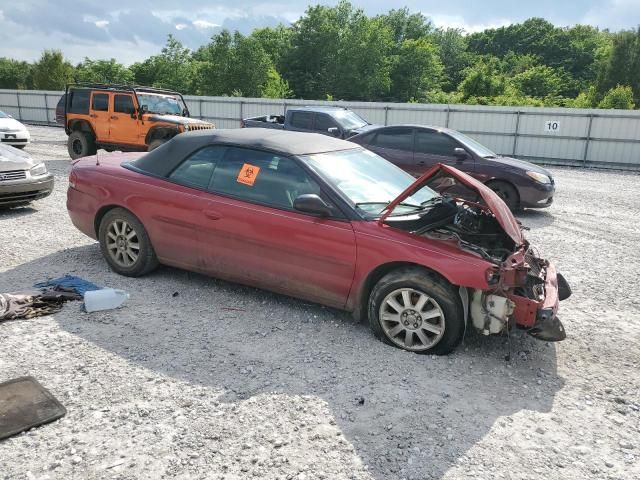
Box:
[0,111,30,149]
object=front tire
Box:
[487,180,519,211]
[68,131,97,159]
[368,267,464,355]
[98,208,158,277]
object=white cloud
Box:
[175,23,188,30]
[95,20,109,28]
[581,0,640,30]
[426,13,513,33]
[192,19,219,29]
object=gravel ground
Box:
[1,126,639,480]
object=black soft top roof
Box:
[129,128,360,177]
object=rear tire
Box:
[68,131,97,159]
[487,180,519,211]
[98,208,158,277]
[368,267,464,355]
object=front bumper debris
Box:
[528,310,566,342]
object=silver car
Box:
[0,144,53,207]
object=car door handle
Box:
[203,209,221,220]
[417,160,425,165]
[110,116,118,120]
[89,114,97,118]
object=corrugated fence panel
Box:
[588,141,640,166]
[467,133,515,156]
[2,89,640,170]
[591,115,640,141]
[516,137,585,161]
[387,106,447,126]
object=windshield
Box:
[0,111,9,118]
[137,94,185,115]
[447,130,498,158]
[333,110,368,130]
[301,148,438,216]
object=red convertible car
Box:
[67,129,570,354]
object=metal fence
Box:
[2,89,640,170]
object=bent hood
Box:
[379,163,524,246]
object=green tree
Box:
[285,1,393,100]
[596,28,640,105]
[377,8,432,44]
[150,35,196,93]
[193,31,274,97]
[598,85,636,109]
[510,65,564,97]
[458,58,505,99]
[0,58,32,89]
[390,38,443,102]
[31,50,74,90]
[75,58,133,84]
[249,25,292,72]
[432,28,472,92]
[261,67,292,98]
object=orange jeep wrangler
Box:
[56,83,215,159]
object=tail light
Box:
[69,171,77,188]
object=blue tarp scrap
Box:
[34,275,101,296]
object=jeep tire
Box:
[68,131,97,160]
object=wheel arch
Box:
[485,178,520,207]
[353,261,456,322]
[94,204,134,238]
[145,126,180,145]
[68,119,96,137]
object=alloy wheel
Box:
[379,288,446,351]
[106,219,140,267]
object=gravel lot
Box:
[1,126,639,480]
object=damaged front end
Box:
[379,164,571,342]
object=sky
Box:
[0,0,639,65]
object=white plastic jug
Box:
[84,288,130,313]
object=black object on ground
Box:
[0,376,67,440]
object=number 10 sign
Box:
[544,120,560,132]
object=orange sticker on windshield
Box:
[237,163,261,186]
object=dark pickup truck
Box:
[241,106,379,139]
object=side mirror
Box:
[454,147,468,160]
[139,104,148,114]
[182,107,189,117]
[327,127,341,138]
[293,194,332,217]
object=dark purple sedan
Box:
[349,125,555,210]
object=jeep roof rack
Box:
[66,83,183,96]
[63,83,190,123]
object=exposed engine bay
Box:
[386,197,518,264]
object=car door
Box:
[287,111,314,133]
[414,129,474,174]
[313,113,341,138]
[90,92,111,142]
[110,94,140,145]
[140,145,226,270]
[199,146,357,308]
[363,127,417,175]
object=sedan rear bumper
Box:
[1,130,30,146]
[0,174,54,205]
